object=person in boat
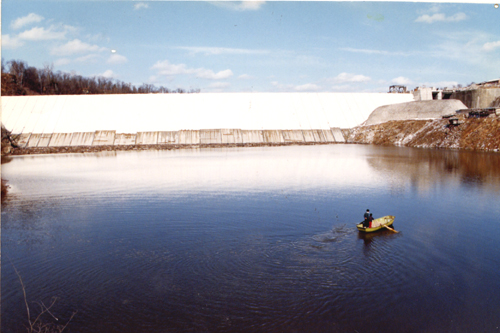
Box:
[363,209,370,228]
[368,213,374,228]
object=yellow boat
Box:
[356,215,395,232]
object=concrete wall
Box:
[15,128,348,148]
[451,88,500,109]
[115,133,136,145]
[93,130,116,146]
[3,93,418,148]
[412,88,433,101]
[331,128,346,143]
[71,132,95,146]
[136,132,158,145]
[3,93,414,135]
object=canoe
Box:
[356,215,395,232]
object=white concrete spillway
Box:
[2,93,414,148]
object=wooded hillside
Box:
[1,59,200,96]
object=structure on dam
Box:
[412,79,500,109]
[2,93,414,148]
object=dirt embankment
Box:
[346,115,500,152]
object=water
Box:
[2,145,500,332]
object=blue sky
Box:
[2,1,499,93]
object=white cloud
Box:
[11,13,44,30]
[197,69,233,80]
[151,60,233,80]
[340,47,409,56]
[238,74,254,79]
[176,46,269,56]
[415,12,467,23]
[134,2,149,10]
[331,72,371,83]
[152,60,189,76]
[238,1,265,10]
[209,1,266,11]
[107,54,128,64]
[1,34,25,49]
[294,83,321,92]
[482,41,500,51]
[98,70,115,79]
[391,76,412,85]
[425,30,499,71]
[18,26,68,40]
[51,39,106,56]
[75,54,101,63]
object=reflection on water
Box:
[365,146,500,195]
[4,145,500,201]
[2,145,500,333]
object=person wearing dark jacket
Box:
[363,209,370,228]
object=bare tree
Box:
[12,264,77,333]
[2,59,200,95]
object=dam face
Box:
[2,93,414,148]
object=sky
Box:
[2,1,499,93]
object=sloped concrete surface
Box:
[158,131,177,144]
[282,130,304,143]
[93,130,116,146]
[136,132,159,145]
[49,133,73,147]
[114,133,136,146]
[70,132,95,146]
[3,93,414,135]
[364,100,467,126]
[38,134,52,147]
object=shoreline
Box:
[7,141,338,156]
[3,117,499,157]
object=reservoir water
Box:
[2,145,500,332]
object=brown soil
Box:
[346,115,500,152]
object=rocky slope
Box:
[345,114,500,152]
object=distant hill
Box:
[1,59,199,96]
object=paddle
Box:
[382,224,398,233]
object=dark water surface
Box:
[2,145,500,332]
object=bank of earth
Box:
[345,116,500,152]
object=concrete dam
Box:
[2,93,414,149]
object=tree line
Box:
[1,59,200,96]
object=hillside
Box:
[1,60,199,96]
[346,115,500,152]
